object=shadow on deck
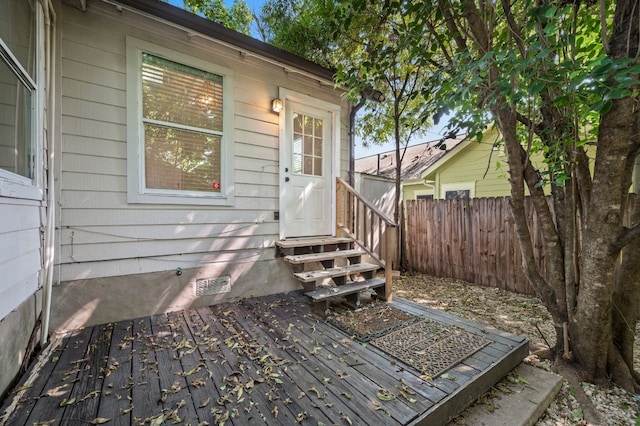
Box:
[1,291,528,425]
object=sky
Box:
[353,114,453,159]
[166,0,453,158]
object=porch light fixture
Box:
[271,98,283,113]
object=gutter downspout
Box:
[348,100,365,186]
[39,0,57,345]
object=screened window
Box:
[0,0,36,182]
[142,53,223,193]
[445,189,470,199]
[416,194,434,200]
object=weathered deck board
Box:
[240,295,405,424]
[1,291,528,425]
[24,327,95,425]
[96,320,134,422]
[130,316,163,424]
[242,293,442,423]
[62,323,113,426]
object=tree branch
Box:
[613,193,640,251]
[515,111,541,134]
[500,0,527,57]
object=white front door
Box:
[281,98,334,238]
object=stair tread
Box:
[284,249,364,264]
[293,263,380,282]
[276,237,352,249]
[305,278,385,301]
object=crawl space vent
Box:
[194,276,231,297]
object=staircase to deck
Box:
[276,237,387,314]
[277,178,398,314]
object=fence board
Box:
[405,197,537,295]
[405,194,638,296]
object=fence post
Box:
[385,225,394,302]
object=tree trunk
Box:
[571,94,637,384]
[459,0,640,389]
[610,196,640,390]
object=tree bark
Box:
[457,0,640,388]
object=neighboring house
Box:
[354,134,468,201]
[419,128,512,199]
[418,130,640,199]
[0,0,352,398]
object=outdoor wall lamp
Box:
[272,98,283,113]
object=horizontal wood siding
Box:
[0,202,42,319]
[436,142,511,198]
[58,2,348,281]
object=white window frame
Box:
[441,182,475,199]
[126,37,235,206]
[0,4,43,201]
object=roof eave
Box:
[110,0,336,83]
[420,138,473,180]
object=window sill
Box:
[127,191,234,206]
[0,174,43,201]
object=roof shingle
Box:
[355,135,467,182]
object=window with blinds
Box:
[141,53,223,193]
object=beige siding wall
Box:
[52,1,349,330]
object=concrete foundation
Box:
[51,257,299,333]
[0,290,42,400]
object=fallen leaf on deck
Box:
[59,397,75,406]
[119,404,134,414]
[376,388,395,401]
[12,384,33,393]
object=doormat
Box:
[371,319,490,378]
[328,303,421,342]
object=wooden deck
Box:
[1,292,528,425]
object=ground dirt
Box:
[388,272,640,425]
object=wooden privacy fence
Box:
[404,194,638,296]
[405,197,540,296]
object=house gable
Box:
[421,129,511,199]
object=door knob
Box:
[285,177,290,182]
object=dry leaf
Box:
[376,388,395,401]
[89,418,111,424]
[12,384,33,393]
[59,397,76,406]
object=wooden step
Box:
[275,237,352,249]
[284,249,364,265]
[305,277,385,302]
[293,263,379,283]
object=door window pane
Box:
[292,112,324,176]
